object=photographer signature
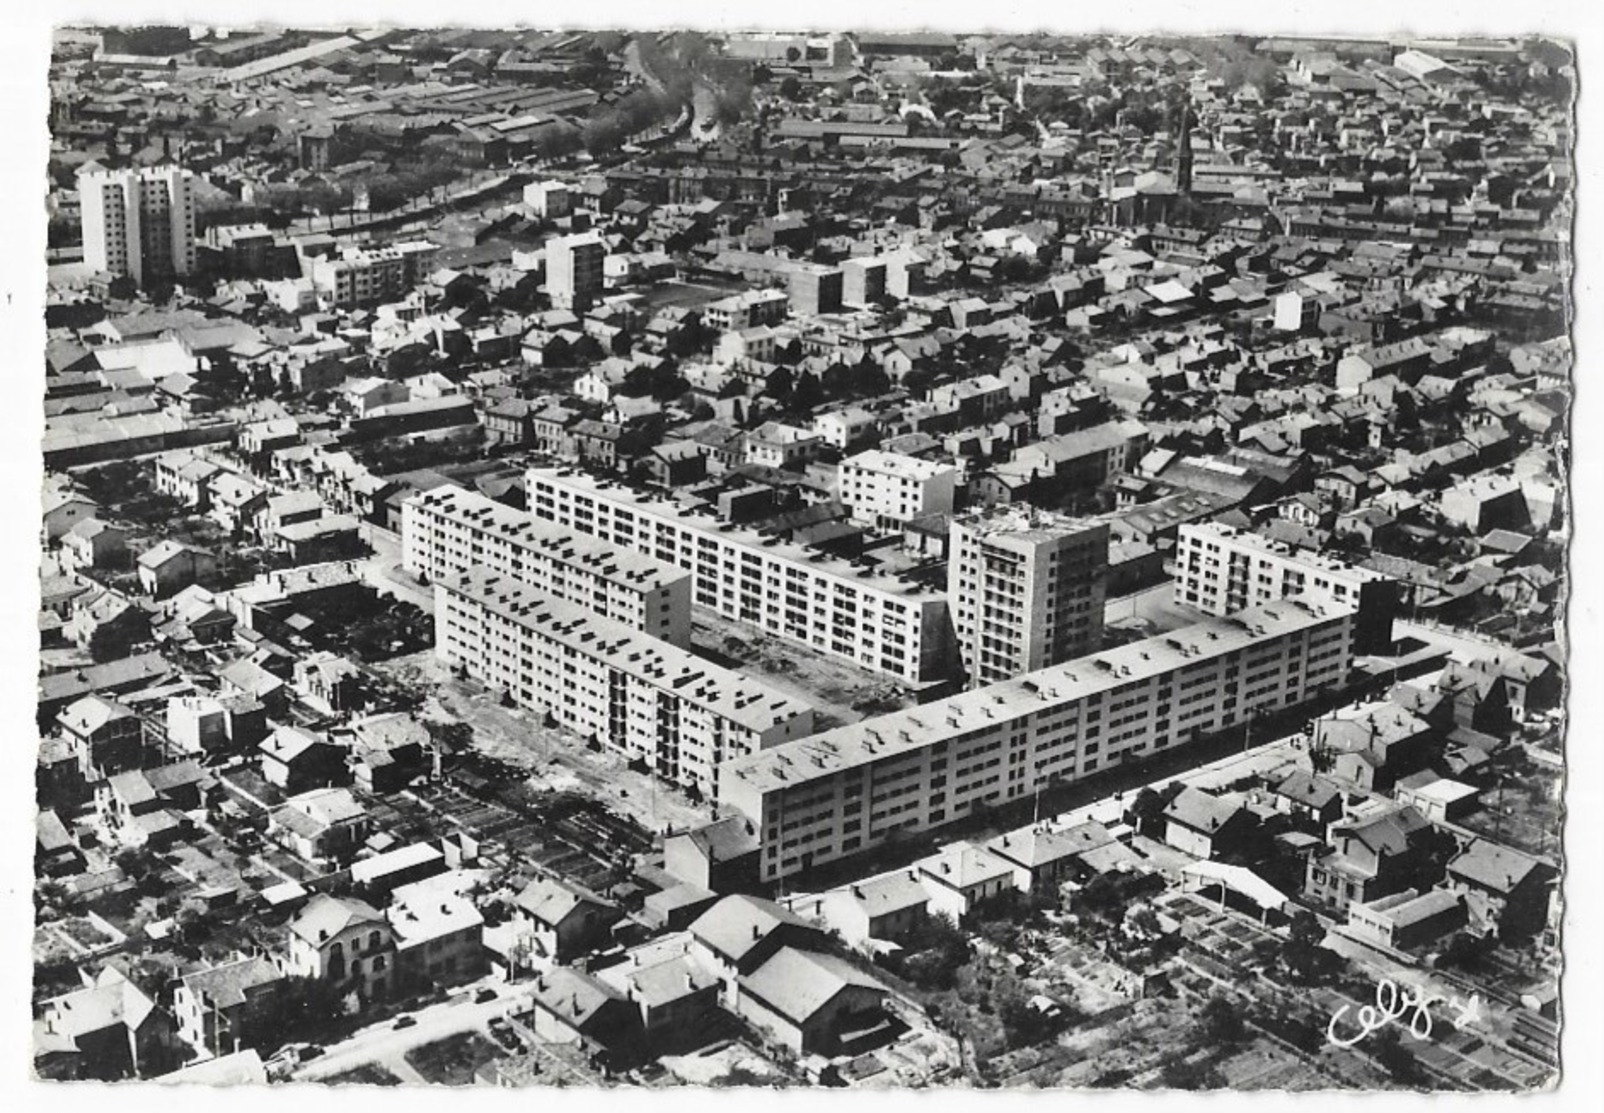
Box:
[1326,978,1484,1048]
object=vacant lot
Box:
[373,650,713,835]
[690,610,914,730]
[324,1063,403,1086]
[404,1031,504,1086]
[1459,772,1562,861]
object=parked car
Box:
[394,1014,417,1029]
[475,987,498,1003]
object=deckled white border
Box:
[1,3,1598,1112]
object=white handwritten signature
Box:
[1326,979,1484,1048]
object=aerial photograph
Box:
[31,20,1572,1092]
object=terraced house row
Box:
[719,595,1359,881]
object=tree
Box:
[1077,871,1126,922]
[763,365,795,401]
[1371,1026,1428,1088]
[1125,783,1184,837]
[779,76,803,102]
[1128,905,1164,939]
[890,912,970,989]
[257,977,345,1051]
[1437,931,1493,972]
[786,371,824,415]
[425,719,473,755]
[855,362,891,397]
[1160,1058,1225,1089]
[820,361,853,398]
[1199,995,1245,1045]
[1282,910,1340,983]
[996,978,1054,1049]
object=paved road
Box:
[356,524,436,613]
[293,986,530,1083]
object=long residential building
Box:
[401,485,692,646]
[1174,521,1397,652]
[524,466,953,684]
[307,241,438,307]
[434,567,815,797]
[720,595,1358,882]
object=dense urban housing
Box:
[34,22,1570,1094]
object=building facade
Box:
[307,242,439,308]
[948,506,1110,687]
[80,166,197,287]
[721,596,1357,882]
[401,485,692,646]
[702,289,789,333]
[524,466,953,683]
[546,232,605,311]
[838,449,957,530]
[1173,521,1398,652]
[434,567,815,796]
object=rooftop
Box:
[526,466,946,602]
[438,567,811,734]
[1181,520,1390,582]
[841,448,955,483]
[953,503,1108,546]
[724,595,1352,793]
[406,485,687,591]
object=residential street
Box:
[293,986,529,1083]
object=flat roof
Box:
[438,567,811,733]
[723,595,1353,793]
[1181,520,1390,582]
[526,467,945,604]
[842,448,955,482]
[407,485,687,591]
[953,504,1107,546]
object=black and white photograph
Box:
[8,1,1598,1099]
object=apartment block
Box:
[434,567,815,796]
[524,466,953,684]
[949,507,1110,687]
[703,289,790,333]
[786,264,844,316]
[401,485,692,646]
[79,165,197,287]
[307,241,438,308]
[545,231,606,311]
[524,179,573,220]
[1174,521,1397,652]
[841,257,888,308]
[721,596,1357,881]
[838,449,957,530]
